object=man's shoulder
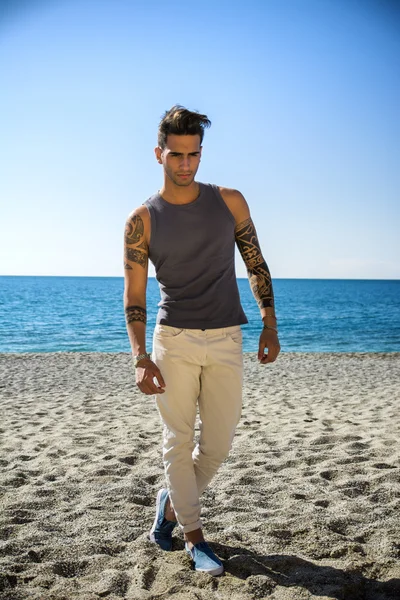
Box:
[214,185,250,225]
[216,185,247,209]
[217,185,242,196]
[126,190,159,217]
[126,204,150,222]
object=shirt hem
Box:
[157,316,249,329]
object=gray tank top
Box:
[144,182,248,329]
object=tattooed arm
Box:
[219,186,280,363]
[123,207,149,355]
[124,207,165,393]
[235,217,275,317]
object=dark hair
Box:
[158,105,211,149]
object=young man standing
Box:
[124,105,280,576]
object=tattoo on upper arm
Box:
[124,215,148,270]
[125,247,147,268]
[125,305,147,324]
[125,215,144,244]
[235,218,274,309]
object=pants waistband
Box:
[155,323,241,337]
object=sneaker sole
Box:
[195,564,224,576]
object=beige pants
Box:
[152,323,244,533]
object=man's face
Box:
[156,134,202,187]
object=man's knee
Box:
[163,437,195,460]
[196,440,233,465]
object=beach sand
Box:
[1,352,399,600]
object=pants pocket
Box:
[226,327,243,346]
[154,324,185,338]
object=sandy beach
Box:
[1,352,399,600]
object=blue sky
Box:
[1,0,399,279]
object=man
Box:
[124,105,280,576]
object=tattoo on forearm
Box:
[235,218,274,309]
[125,305,147,324]
[124,214,148,270]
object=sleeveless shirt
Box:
[144,182,248,329]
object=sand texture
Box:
[1,352,400,600]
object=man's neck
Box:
[159,180,200,205]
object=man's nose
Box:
[179,156,191,169]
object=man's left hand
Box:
[258,329,280,364]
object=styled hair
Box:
[158,105,211,149]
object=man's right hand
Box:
[135,359,166,395]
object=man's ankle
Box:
[184,528,205,548]
[165,496,176,522]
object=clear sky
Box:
[1,0,399,279]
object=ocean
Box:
[1,276,399,353]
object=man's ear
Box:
[154,147,162,164]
